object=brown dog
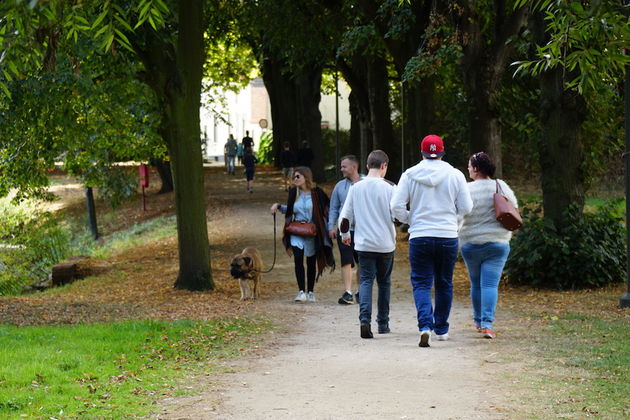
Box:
[230,247,263,300]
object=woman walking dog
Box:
[270,166,334,302]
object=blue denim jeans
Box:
[461,242,510,330]
[226,155,235,174]
[409,237,459,335]
[357,251,394,328]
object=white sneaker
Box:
[418,330,431,347]
[436,333,449,341]
[294,290,306,302]
[306,291,316,302]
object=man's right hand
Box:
[328,229,336,240]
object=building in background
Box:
[200,77,351,160]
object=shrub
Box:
[0,204,73,295]
[504,203,626,290]
[256,131,274,164]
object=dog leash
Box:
[253,212,277,274]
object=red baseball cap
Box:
[421,135,445,158]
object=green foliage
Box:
[0,56,163,205]
[505,203,626,290]
[0,202,74,296]
[320,128,351,180]
[0,318,270,418]
[512,1,629,93]
[256,131,274,164]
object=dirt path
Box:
[158,166,508,420]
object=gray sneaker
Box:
[338,291,354,305]
[294,290,306,302]
[306,291,316,302]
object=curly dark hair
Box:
[469,152,496,178]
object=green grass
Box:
[90,215,176,259]
[500,312,630,419]
[0,318,270,418]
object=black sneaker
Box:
[360,324,373,339]
[378,325,391,334]
[338,291,354,305]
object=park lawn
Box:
[0,318,270,418]
[496,284,630,419]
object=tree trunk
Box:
[135,0,212,290]
[538,67,587,227]
[356,0,436,173]
[150,157,174,194]
[296,66,325,182]
[261,56,300,168]
[459,1,528,178]
[367,55,399,180]
[348,91,362,163]
[170,0,212,290]
[532,11,587,228]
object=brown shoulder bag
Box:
[493,180,522,231]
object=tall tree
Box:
[514,0,629,226]
[454,0,529,177]
[0,0,213,290]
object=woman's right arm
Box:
[270,202,287,214]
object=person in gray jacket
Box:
[390,135,473,348]
[328,155,362,305]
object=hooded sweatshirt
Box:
[390,159,473,239]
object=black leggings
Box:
[292,246,316,292]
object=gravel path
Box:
[158,167,508,420]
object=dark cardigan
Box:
[282,186,335,278]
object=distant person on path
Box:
[297,140,314,168]
[459,152,518,339]
[328,155,363,305]
[390,134,473,348]
[243,147,258,193]
[242,131,254,151]
[224,134,238,175]
[339,150,396,339]
[236,143,244,166]
[270,167,335,303]
[281,142,296,191]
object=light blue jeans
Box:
[460,242,510,330]
[226,155,236,174]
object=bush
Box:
[256,131,274,164]
[0,204,74,295]
[505,203,626,290]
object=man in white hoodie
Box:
[390,135,473,347]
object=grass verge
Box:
[495,295,629,419]
[0,317,270,418]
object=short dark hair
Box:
[283,141,290,148]
[367,150,389,169]
[340,155,359,165]
[469,152,496,178]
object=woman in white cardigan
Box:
[459,152,518,339]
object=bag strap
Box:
[495,179,504,195]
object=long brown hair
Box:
[293,166,314,191]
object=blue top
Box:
[327,176,364,231]
[280,191,316,257]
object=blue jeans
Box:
[357,251,394,328]
[226,155,236,174]
[461,242,510,330]
[409,237,459,335]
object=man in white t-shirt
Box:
[339,150,396,339]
